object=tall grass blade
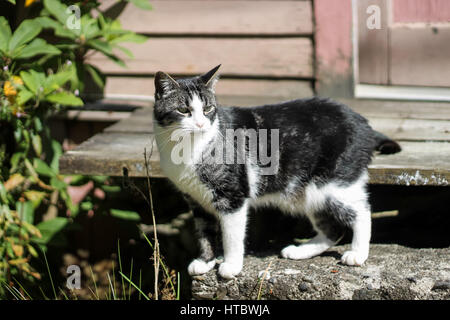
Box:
[89,265,100,300]
[138,269,142,301]
[107,272,116,300]
[12,277,32,300]
[128,258,134,300]
[119,271,150,300]
[117,239,126,300]
[42,248,57,300]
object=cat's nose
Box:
[196,122,204,128]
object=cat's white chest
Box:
[154,122,216,212]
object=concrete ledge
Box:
[191,244,450,300]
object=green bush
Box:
[0,0,149,297]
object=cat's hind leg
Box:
[281,198,346,260]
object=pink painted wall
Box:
[314,0,354,96]
[393,0,450,23]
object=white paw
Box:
[281,245,315,260]
[218,262,242,279]
[341,250,368,266]
[188,259,216,276]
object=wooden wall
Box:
[87,0,315,104]
[357,0,450,88]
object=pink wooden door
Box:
[358,0,450,87]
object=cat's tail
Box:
[373,130,402,154]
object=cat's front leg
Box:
[187,204,218,276]
[218,201,248,279]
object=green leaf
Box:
[50,140,62,171]
[34,117,43,132]
[110,33,147,45]
[16,201,34,224]
[8,19,42,52]
[0,183,9,204]
[80,201,93,211]
[24,158,38,179]
[7,0,16,4]
[47,68,74,88]
[101,185,121,193]
[16,88,34,105]
[114,45,134,59]
[110,209,141,221]
[24,191,46,209]
[31,133,42,156]
[43,0,70,25]
[46,91,83,106]
[0,16,12,53]
[87,39,114,56]
[85,64,105,88]
[33,158,55,177]
[14,38,61,59]
[9,152,23,173]
[128,0,152,10]
[50,176,66,190]
[20,70,41,94]
[80,16,100,40]
[36,16,77,39]
[33,217,69,245]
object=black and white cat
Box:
[153,65,401,279]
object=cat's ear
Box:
[200,64,221,91]
[154,71,179,98]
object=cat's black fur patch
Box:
[191,97,377,212]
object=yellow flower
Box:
[3,76,23,97]
[25,0,38,7]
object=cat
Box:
[152,65,401,279]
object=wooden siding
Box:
[100,77,313,101]
[115,0,313,35]
[357,0,389,85]
[89,0,315,100]
[390,25,450,87]
[314,0,354,97]
[393,0,450,23]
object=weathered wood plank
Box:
[88,38,314,78]
[340,98,450,121]
[390,25,450,87]
[357,0,389,84]
[368,118,450,142]
[96,77,313,99]
[104,0,313,35]
[104,108,153,133]
[369,142,450,186]
[59,132,163,178]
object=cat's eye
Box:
[203,105,215,114]
[176,106,191,115]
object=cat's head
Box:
[153,65,221,133]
